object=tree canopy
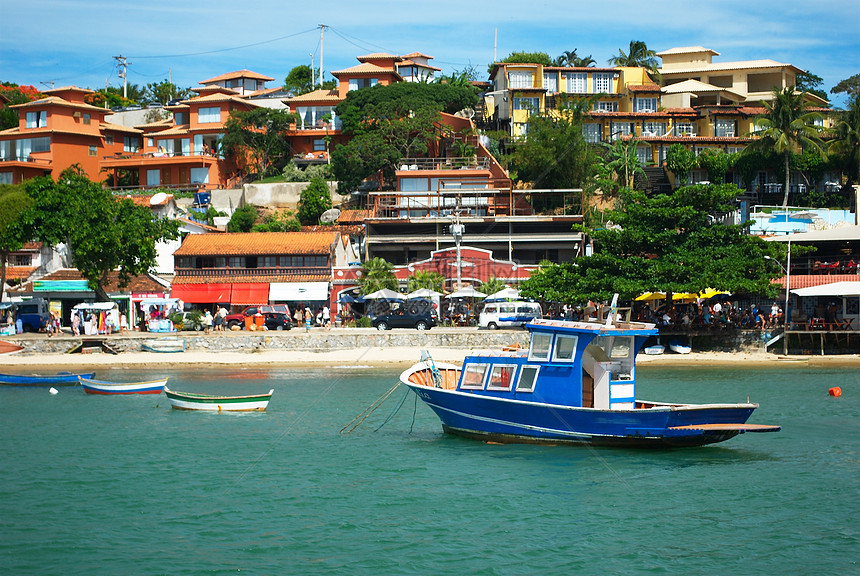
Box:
[358,257,398,294]
[23,166,179,300]
[555,50,596,67]
[831,74,860,99]
[297,176,333,225]
[0,183,34,301]
[829,94,860,184]
[794,71,828,102]
[408,270,445,293]
[607,41,658,72]
[519,185,785,305]
[496,51,554,67]
[222,108,298,178]
[0,83,42,130]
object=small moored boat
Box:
[0,371,96,386]
[79,377,168,395]
[141,338,185,353]
[400,316,779,448]
[0,340,24,355]
[163,386,273,411]
[669,340,692,354]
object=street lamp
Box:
[765,239,792,355]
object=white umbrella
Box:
[446,286,487,299]
[407,288,442,299]
[485,287,519,301]
[362,288,405,300]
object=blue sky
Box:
[1,0,858,106]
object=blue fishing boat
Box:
[0,371,96,386]
[400,317,780,447]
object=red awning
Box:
[230,283,269,306]
[171,283,232,304]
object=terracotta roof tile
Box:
[337,209,371,223]
[13,268,165,293]
[331,63,402,78]
[173,232,340,257]
[627,84,662,92]
[285,89,341,104]
[357,53,401,62]
[100,121,143,134]
[772,274,859,289]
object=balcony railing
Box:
[397,157,491,171]
[0,156,52,166]
[174,266,330,278]
[102,151,223,161]
[368,188,583,219]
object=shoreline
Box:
[1,345,858,370]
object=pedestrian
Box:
[322,305,330,329]
[294,306,304,328]
[120,312,129,335]
[304,307,312,332]
[213,310,223,332]
[204,309,213,334]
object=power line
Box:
[128,27,318,60]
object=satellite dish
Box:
[150,192,168,205]
[320,208,341,224]
[462,108,475,119]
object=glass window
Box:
[0,172,12,185]
[123,136,140,152]
[516,366,539,392]
[593,73,613,93]
[314,139,325,151]
[198,107,221,124]
[259,256,278,268]
[543,73,558,93]
[190,167,209,184]
[513,97,539,111]
[583,123,601,143]
[88,146,97,157]
[566,73,587,93]
[609,337,632,358]
[595,101,618,112]
[674,122,695,136]
[146,169,160,186]
[509,71,534,89]
[461,363,489,389]
[26,111,47,128]
[83,113,91,125]
[173,112,187,125]
[714,119,736,137]
[487,365,517,391]
[228,257,244,268]
[529,333,552,361]
[635,98,657,112]
[636,146,651,164]
[552,335,578,362]
[641,122,666,137]
[105,134,114,145]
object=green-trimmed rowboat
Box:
[163,386,273,411]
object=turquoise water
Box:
[1,364,858,575]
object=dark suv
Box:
[371,310,437,331]
[263,312,292,331]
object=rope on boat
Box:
[373,386,411,432]
[340,380,402,434]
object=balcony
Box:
[368,188,583,219]
[397,157,491,171]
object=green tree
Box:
[498,51,554,66]
[297,176,333,225]
[599,138,645,190]
[143,81,191,105]
[795,71,828,102]
[510,97,596,190]
[829,95,860,185]
[479,276,508,295]
[358,257,398,294]
[519,184,784,305]
[831,74,860,99]
[607,41,659,74]
[24,166,179,300]
[665,143,697,187]
[227,204,258,232]
[0,184,34,301]
[555,49,595,67]
[222,108,298,178]
[753,87,824,206]
[284,65,315,95]
[697,148,735,184]
[0,83,42,130]
[408,270,445,293]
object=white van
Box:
[479,301,542,329]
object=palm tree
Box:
[829,96,860,185]
[600,138,646,190]
[479,276,508,295]
[607,41,659,73]
[408,270,445,293]
[358,257,398,294]
[555,49,596,68]
[753,87,824,206]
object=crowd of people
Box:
[633,300,788,330]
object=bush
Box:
[253,209,301,232]
[355,316,372,328]
[227,204,258,232]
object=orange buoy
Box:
[828,387,842,397]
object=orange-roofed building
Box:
[171,231,357,310]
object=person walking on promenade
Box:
[204,310,213,334]
[294,306,304,329]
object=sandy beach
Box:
[2,344,858,369]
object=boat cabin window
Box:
[487,364,517,391]
[528,333,552,361]
[593,336,632,359]
[516,366,539,392]
[551,335,578,362]
[461,363,489,389]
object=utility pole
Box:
[114,55,130,99]
[318,24,327,88]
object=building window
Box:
[198,107,221,124]
[105,134,114,145]
[124,136,140,152]
[348,78,378,91]
[593,73,613,93]
[259,256,278,268]
[228,257,244,268]
[173,112,187,125]
[88,145,97,157]
[637,146,651,164]
[610,122,634,138]
[83,113,91,125]
[0,172,12,185]
[509,71,534,89]
[14,254,32,266]
[595,101,618,113]
[543,73,558,93]
[313,139,325,151]
[641,122,666,137]
[583,123,602,143]
[714,119,736,137]
[635,97,657,112]
[513,97,539,111]
[25,111,47,128]
[565,72,587,93]
[674,122,696,137]
[146,169,160,186]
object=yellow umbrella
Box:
[635,292,667,301]
[672,292,699,301]
[699,289,730,299]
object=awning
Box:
[73,302,118,310]
[171,283,231,304]
[230,283,270,306]
[269,281,329,302]
[791,281,860,297]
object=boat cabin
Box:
[456,319,657,410]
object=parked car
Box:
[371,310,437,331]
[225,305,292,329]
[15,298,51,332]
[263,312,292,331]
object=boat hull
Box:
[403,364,775,448]
[0,372,95,386]
[163,387,273,411]
[79,377,167,395]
